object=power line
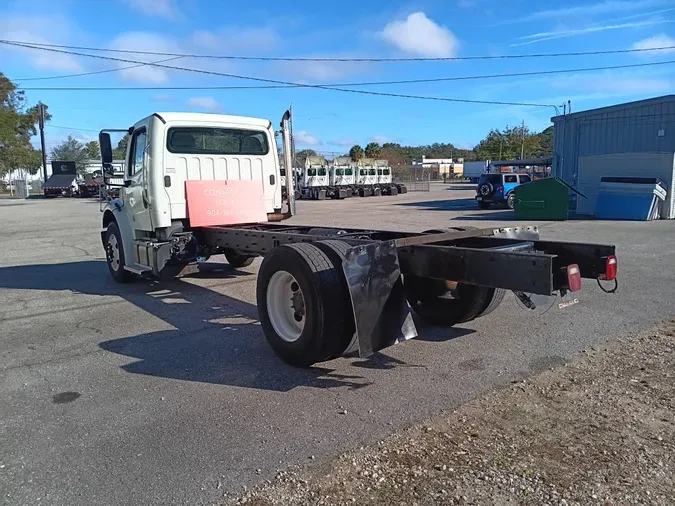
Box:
[13,59,675,89]
[13,56,184,81]
[2,38,675,61]
[48,124,100,132]
[3,40,560,109]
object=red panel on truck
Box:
[185,180,268,227]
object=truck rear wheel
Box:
[313,240,358,356]
[257,243,352,367]
[104,222,136,283]
[224,249,255,268]
[404,276,494,326]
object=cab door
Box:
[123,124,153,231]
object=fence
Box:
[396,168,431,191]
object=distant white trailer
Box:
[464,161,488,183]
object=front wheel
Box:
[507,193,516,209]
[104,222,136,283]
[224,249,256,268]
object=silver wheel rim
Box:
[107,233,121,272]
[267,270,305,342]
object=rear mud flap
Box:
[342,240,418,358]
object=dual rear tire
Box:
[256,242,356,367]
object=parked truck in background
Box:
[97,110,618,368]
[464,161,489,183]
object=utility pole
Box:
[38,102,48,183]
[499,135,503,159]
[520,119,525,160]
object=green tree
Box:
[349,145,364,161]
[365,142,381,158]
[113,135,129,160]
[0,72,49,177]
[294,148,317,167]
[50,135,90,175]
[473,124,544,161]
[85,140,100,159]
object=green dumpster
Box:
[514,178,571,221]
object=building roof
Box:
[153,112,272,128]
[551,95,675,122]
[43,174,77,189]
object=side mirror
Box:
[99,132,113,164]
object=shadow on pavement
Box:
[396,198,477,211]
[451,210,518,221]
[0,260,376,392]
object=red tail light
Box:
[567,264,582,292]
[600,255,617,281]
[496,185,504,194]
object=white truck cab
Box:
[356,159,378,186]
[330,156,356,188]
[99,111,293,278]
[302,155,329,188]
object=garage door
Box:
[577,152,675,218]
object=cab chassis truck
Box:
[98,110,618,367]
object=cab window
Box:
[345,168,353,176]
[307,168,316,176]
[504,174,518,183]
[335,169,344,176]
[368,169,376,176]
[128,128,147,177]
[318,168,326,176]
[383,168,390,175]
[519,174,531,183]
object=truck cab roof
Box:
[150,112,272,129]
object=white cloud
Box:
[186,97,221,111]
[632,33,675,53]
[0,16,82,71]
[120,0,179,20]
[109,32,179,84]
[192,27,280,53]
[379,12,459,57]
[371,135,391,144]
[512,19,668,46]
[294,131,322,147]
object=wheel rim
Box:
[107,233,121,272]
[267,270,306,342]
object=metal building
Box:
[551,95,675,217]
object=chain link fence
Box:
[395,167,431,191]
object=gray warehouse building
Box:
[551,95,675,218]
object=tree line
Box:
[295,125,553,171]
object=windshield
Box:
[167,127,269,155]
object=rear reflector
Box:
[600,255,617,281]
[567,264,582,292]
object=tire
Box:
[103,221,136,283]
[478,182,493,197]
[257,243,352,367]
[478,201,490,210]
[507,192,516,209]
[313,239,358,356]
[476,288,506,317]
[404,277,490,326]
[224,249,256,268]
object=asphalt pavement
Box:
[1,187,674,505]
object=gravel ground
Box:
[228,320,675,506]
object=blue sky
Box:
[1,0,674,154]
